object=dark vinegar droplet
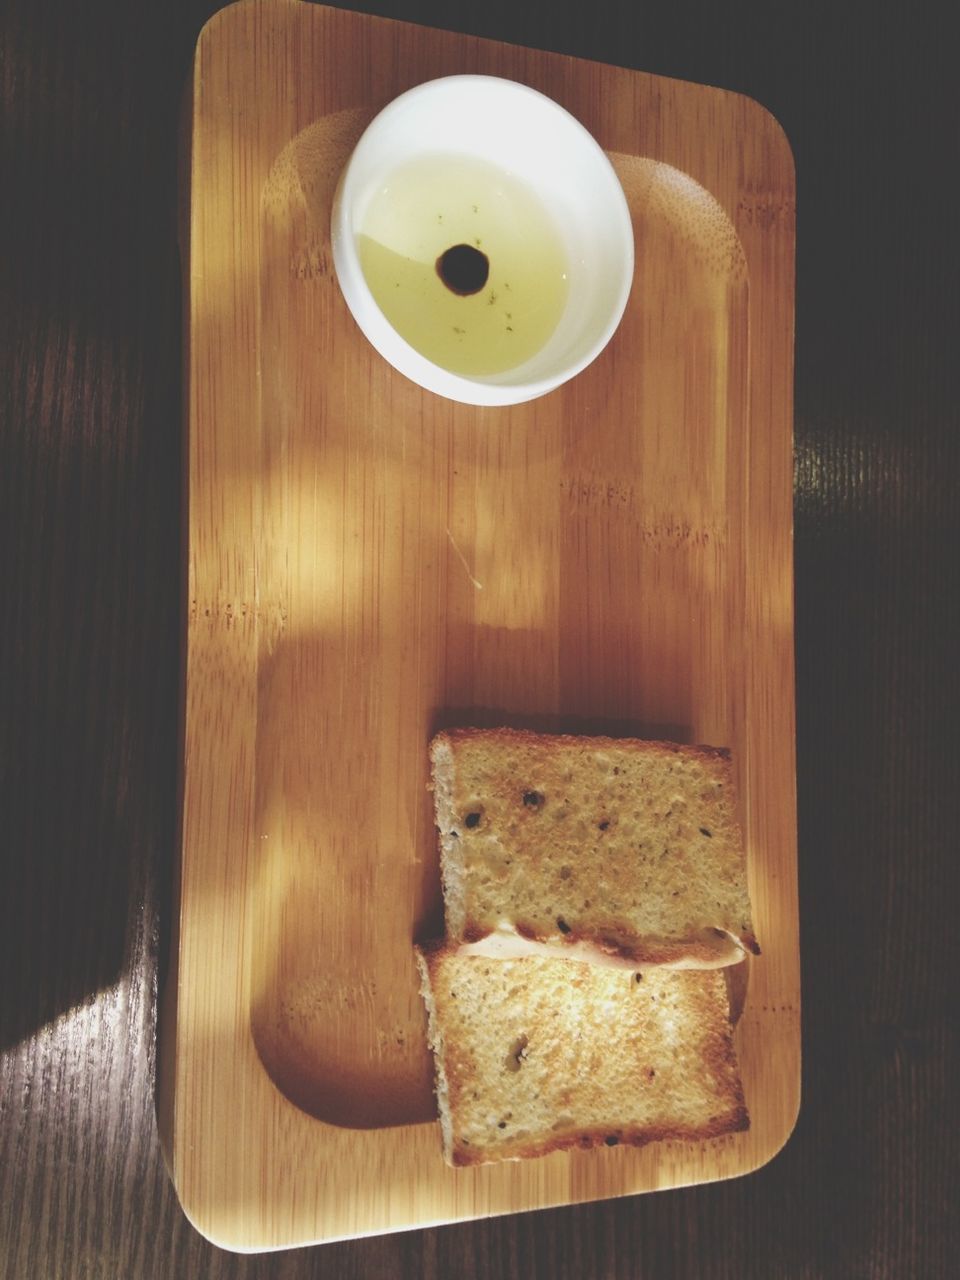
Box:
[437,243,489,295]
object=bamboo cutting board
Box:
[158,0,798,1251]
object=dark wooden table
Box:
[2,2,957,1276]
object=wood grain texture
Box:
[1,0,958,1277]
[160,0,796,1249]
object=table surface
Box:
[1,1,957,1277]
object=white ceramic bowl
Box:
[331,75,635,406]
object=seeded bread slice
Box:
[415,942,749,1166]
[431,727,758,967]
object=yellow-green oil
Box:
[356,154,569,376]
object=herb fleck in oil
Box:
[356,154,569,376]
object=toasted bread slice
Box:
[430,727,758,967]
[415,942,749,1166]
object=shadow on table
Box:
[0,35,187,1050]
[0,410,183,1052]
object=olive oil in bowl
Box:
[356,154,570,378]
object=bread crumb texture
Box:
[416,944,748,1166]
[431,728,756,961]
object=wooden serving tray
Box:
[159,0,799,1251]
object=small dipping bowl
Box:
[331,75,635,406]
